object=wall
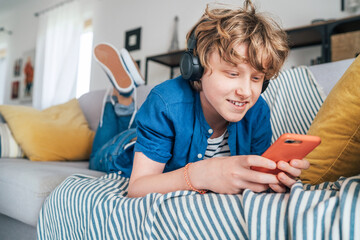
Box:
[90,0,360,89]
[0,0,95,105]
[0,0,359,104]
[0,1,40,105]
[90,0,244,91]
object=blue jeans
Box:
[89,99,137,176]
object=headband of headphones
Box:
[187,30,197,53]
[180,23,270,93]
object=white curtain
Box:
[33,1,82,109]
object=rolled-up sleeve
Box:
[134,90,174,163]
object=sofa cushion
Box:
[308,58,354,96]
[300,56,360,184]
[0,123,23,158]
[0,99,95,161]
[0,157,104,226]
[78,85,155,132]
[261,66,325,143]
[78,89,106,132]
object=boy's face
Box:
[199,43,265,124]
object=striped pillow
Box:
[0,122,24,158]
[261,66,326,143]
[0,114,5,123]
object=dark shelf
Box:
[146,50,184,67]
[145,50,184,84]
[286,14,360,63]
[287,25,325,49]
[145,14,360,83]
[330,16,360,34]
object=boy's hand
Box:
[269,159,310,193]
[193,155,280,194]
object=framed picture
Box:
[11,81,20,99]
[20,49,36,103]
[125,27,141,51]
[13,58,22,77]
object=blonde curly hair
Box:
[187,0,289,91]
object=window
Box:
[76,19,93,98]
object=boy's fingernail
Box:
[270,162,276,168]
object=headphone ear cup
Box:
[180,51,193,80]
[180,51,204,81]
[261,79,270,93]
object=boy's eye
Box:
[252,76,264,82]
[227,72,239,77]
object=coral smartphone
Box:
[252,133,321,175]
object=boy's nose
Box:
[235,81,251,98]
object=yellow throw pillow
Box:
[0,99,95,161]
[300,57,360,184]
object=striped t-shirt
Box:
[204,130,231,159]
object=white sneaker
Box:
[119,48,145,87]
[94,43,134,96]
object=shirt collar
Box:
[194,91,213,138]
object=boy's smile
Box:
[199,43,265,129]
[228,99,248,109]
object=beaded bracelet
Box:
[184,163,207,194]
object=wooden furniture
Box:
[144,50,184,84]
[286,14,360,63]
[144,14,360,83]
[331,30,360,61]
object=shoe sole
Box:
[120,48,144,86]
[94,44,133,93]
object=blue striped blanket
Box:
[37,173,360,239]
[37,66,358,239]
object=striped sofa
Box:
[1,58,356,239]
[0,86,153,239]
[37,59,360,239]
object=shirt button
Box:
[208,129,213,134]
[197,153,202,159]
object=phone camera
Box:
[284,139,302,144]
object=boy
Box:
[91,0,310,198]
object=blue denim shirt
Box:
[131,76,272,175]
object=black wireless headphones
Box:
[180,30,203,82]
[180,28,270,93]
